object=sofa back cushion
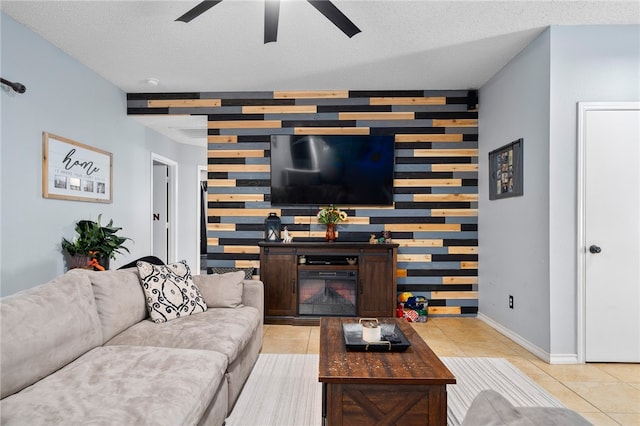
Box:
[85,268,148,343]
[193,270,245,308]
[0,270,103,399]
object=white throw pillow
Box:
[137,260,207,323]
[192,270,245,308]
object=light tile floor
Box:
[261,317,640,426]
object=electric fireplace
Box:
[298,270,357,316]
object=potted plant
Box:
[317,205,348,242]
[61,214,131,270]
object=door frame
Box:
[576,101,640,363]
[151,153,178,264]
[196,165,207,273]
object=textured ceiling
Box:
[2,1,638,144]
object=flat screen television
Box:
[270,135,395,206]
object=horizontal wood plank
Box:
[385,223,460,232]
[395,178,462,187]
[395,239,444,247]
[207,193,264,202]
[208,208,282,217]
[208,179,235,187]
[431,291,478,299]
[395,134,463,143]
[294,127,370,135]
[208,120,281,129]
[413,149,478,157]
[206,223,236,231]
[428,306,461,315]
[432,119,477,127]
[209,149,264,158]
[431,164,478,172]
[235,260,260,269]
[338,112,415,120]
[243,105,317,114]
[443,277,478,285]
[448,247,478,255]
[208,164,269,172]
[148,99,221,108]
[208,135,238,143]
[370,97,446,106]
[274,90,349,99]
[398,254,432,262]
[431,209,478,217]
[223,246,260,254]
[413,194,478,202]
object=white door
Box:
[153,162,169,263]
[582,102,640,362]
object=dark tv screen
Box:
[270,135,395,206]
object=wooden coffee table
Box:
[318,317,456,425]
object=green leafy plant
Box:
[61,214,131,263]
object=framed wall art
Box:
[42,132,113,203]
[488,138,523,200]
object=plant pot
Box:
[325,224,336,242]
[66,254,92,270]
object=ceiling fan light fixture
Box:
[176,0,361,42]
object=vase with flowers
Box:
[317,205,348,242]
[61,214,131,271]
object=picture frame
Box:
[42,132,113,203]
[488,138,523,200]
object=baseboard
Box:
[477,312,579,364]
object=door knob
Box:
[589,245,602,254]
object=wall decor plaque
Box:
[42,132,113,203]
[489,138,523,200]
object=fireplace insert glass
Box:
[298,270,357,316]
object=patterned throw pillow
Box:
[137,260,207,323]
[207,267,254,280]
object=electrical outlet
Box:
[508,295,514,309]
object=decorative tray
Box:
[342,321,411,352]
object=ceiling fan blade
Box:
[307,0,361,38]
[264,0,280,43]
[176,0,223,23]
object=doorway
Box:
[197,165,207,274]
[151,154,178,264]
[577,101,640,363]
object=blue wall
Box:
[1,13,206,296]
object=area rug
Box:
[225,354,564,426]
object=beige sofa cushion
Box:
[84,268,148,343]
[0,270,103,399]
[106,306,261,364]
[193,270,245,308]
[0,345,228,426]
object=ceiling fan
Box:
[176,0,361,43]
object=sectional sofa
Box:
[0,265,263,425]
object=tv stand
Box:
[258,241,398,325]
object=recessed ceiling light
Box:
[145,78,160,86]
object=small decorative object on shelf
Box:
[282,226,293,243]
[264,212,281,241]
[61,214,131,271]
[369,234,378,244]
[317,204,347,242]
[383,230,392,243]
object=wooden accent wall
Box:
[127,90,478,316]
